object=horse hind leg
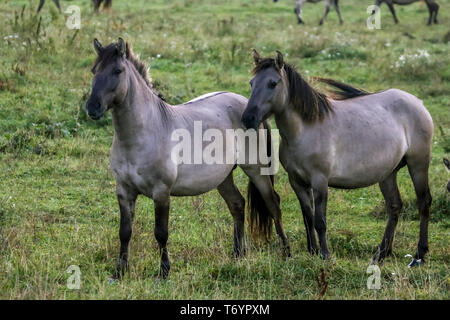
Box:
[217,173,246,258]
[372,168,403,264]
[406,156,432,267]
[153,193,171,278]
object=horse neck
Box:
[111,66,169,147]
[274,102,305,142]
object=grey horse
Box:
[242,50,433,267]
[444,158,450,192]
[86,39,290,279]
[373,0,439,25]
[274,0,344,25]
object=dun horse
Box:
[373,0,439,25]
[274,0,344,25]
[37,0,112,13]
[242,50,433,267]
[86,39,290,279]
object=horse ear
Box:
[93,38,103,55]
[275,50,284,69]
[252,49,262,65]
[444,158,450,169]
[117,37,126,57]
[125,42,131,58]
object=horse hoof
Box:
[320,253,329,260]
[108,277,119,285]
[233,248,246,259]
[408,258,424,268]
[283,247,292,258]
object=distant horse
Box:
[37,0,113,13]
[444,158,450,192]
[372,0,439,25]
[86,39,290,279]
[37,0,61,13]
[273,0,344,25]
[242,50,433,267]
[93,0,112,12]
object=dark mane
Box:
[91,41,166,101]
[252,58,370,122]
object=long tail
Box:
[315,77,370,100]
[248,121,279,242]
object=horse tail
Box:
[315,77,370,100]
[248,121,277,242]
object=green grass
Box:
[0,0,449,299]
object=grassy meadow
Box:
[0,0,449,299]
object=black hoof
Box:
[283,246,292,258]
[233,248,246,259]
[113,259,128,279]
[408,258,424,268]
[320,252,329,260]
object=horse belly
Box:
[328,136,408,188]
[170,163,234,196]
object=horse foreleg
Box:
[312,175,329,259]
[52,0,61,13]
[333,0,344,25]
[154,194,171,278]
[373,171,403,264]
[217,173,246,258]
[289,176,319,255]
[37,0,46,13]
[434,3,439,24]
[319,1,331,25]
[386,2,399,24]
[294,1,304,24]
[114,188,137,279]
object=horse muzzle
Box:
[241,110,260,130]
[86,100,106,120]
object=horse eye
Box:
[268,80,277,89]
[113,68,123,75]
